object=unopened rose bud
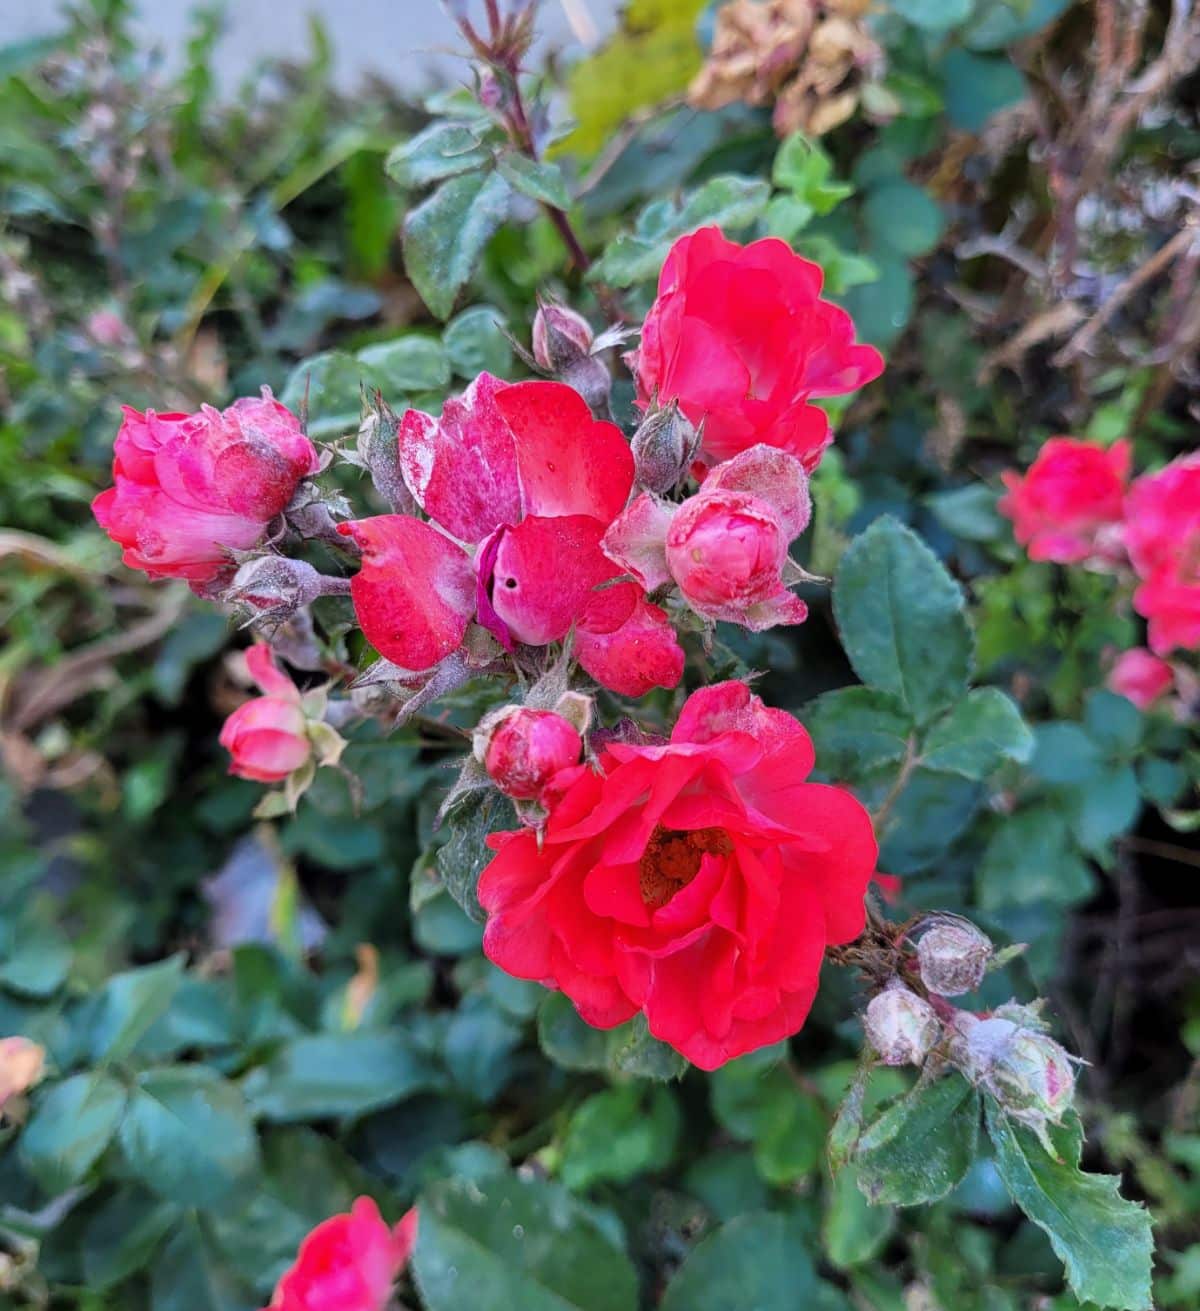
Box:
[532,300,594,373]
[630,403,699,494]
[220,645,313,783]
[864,983,941,1066]
[916,919,993,997]
[473,705,583,801]
[955,1013,1078,1130]
[358,403,417,514]
[226,555,339,617]
[0,1037,46,1114]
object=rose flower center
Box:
[639,825,733,909]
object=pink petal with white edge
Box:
[576,594,685,697]
[495,381,634,524]
[488,514,620,646]
[337,515,475,671]
[690,585,810,632]
[702,445,812,541]
[243,643,300,700]
[398,372,522,545]
[601,493,676,591]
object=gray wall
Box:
[5,0,621,92]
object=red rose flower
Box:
[477,680,877,1069]
[219,645,312,783]
[92,390,318,594]
[1106,648,1174,710]
[264,1198,416,1311]
[998,437,1130,566]
[603,445,812,630]
[1124,453,1200,655]
[629,227,883,473]
[338,374,683,696]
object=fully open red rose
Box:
[92,390,318,593]
[629,227,883,473]
[219,645,311,783]
[264,1198,416,1311]
[338,374,683,696]
[998,437,1130,566]
[478,680,877,1069]
[1124,453,1200,655]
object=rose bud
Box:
[357,401,417,515]
[219,645,312,783]
[916,919,993,997]
[864,983,941,1066]
[225,555,349,619]
[630,402,699,494]
[1106,648,1175,710]
[474,706,583,801]
[265,1198,417,1311]
[0,1037,46,1116]
[955,1013,1077,1133]
[532,299,594,373]
[91,390,318,595]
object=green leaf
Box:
[538,992,610,1072]
[243,1032,437,1122]
[807,686,914,779]
[660,1213,819,1311]
[828,1063,872,1176]
[605,1014,687,1081]
[824,1167,896,1270]
[754,1088,827,1185]
[278,350,364,438]
[436,789,518,923]
[977,807,1095,910]
[1030,723,1105,785]
[357,335,450,393]
[150,1215,257,1311]
[403,169,513,320]
[561,1084,680,1191]
[941,50,1027,133]
[0,922,71,997]
[589,176,770,287]
[443,304,513,379]
[855,1073,980,1206]
[921,689,1034,779]
[496,153,572,209]
[891,0,972,28]
[879,766,983,873]
[386,121,494,189]
[414,1170,638,1311]
[833,517,973,725]
[863,180,945,258]
[118,1066,260,1209]
[1084,690,1143,758]
[22,1072,127,1192]
[985,1102,1153,1311]
[89,955,185,1063]
[80,1188,178,1291]
[772,133,854,213]
[926,484,1007,543]
[964,0,1071,52]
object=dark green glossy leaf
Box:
[22,1072,127,1192]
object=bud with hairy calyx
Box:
[916,917,993,997]
[630,402,699,494]
[864,982,941,1066]
[532,300,594,373]
[357,399,417,515]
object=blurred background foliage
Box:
[0,0,1198,1308]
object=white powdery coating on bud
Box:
[864,984,942,1066]
[916,920,993,997]
[532,301,594,373]
[228,555,326,614]
[630,404,699,494]
[955,1013,1077,1125]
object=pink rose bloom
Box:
[479,707,584,801]
[1106,648,1175,710]
[264,1198,416,1311]
[1124,453,1200,655]
[998,437,1130,566]
[603,445,812,630]
[629,227,883,473]
[92,390,318,594]
[0,1037,45,1114]
[219,645,312,783]
[337,374,683,698]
